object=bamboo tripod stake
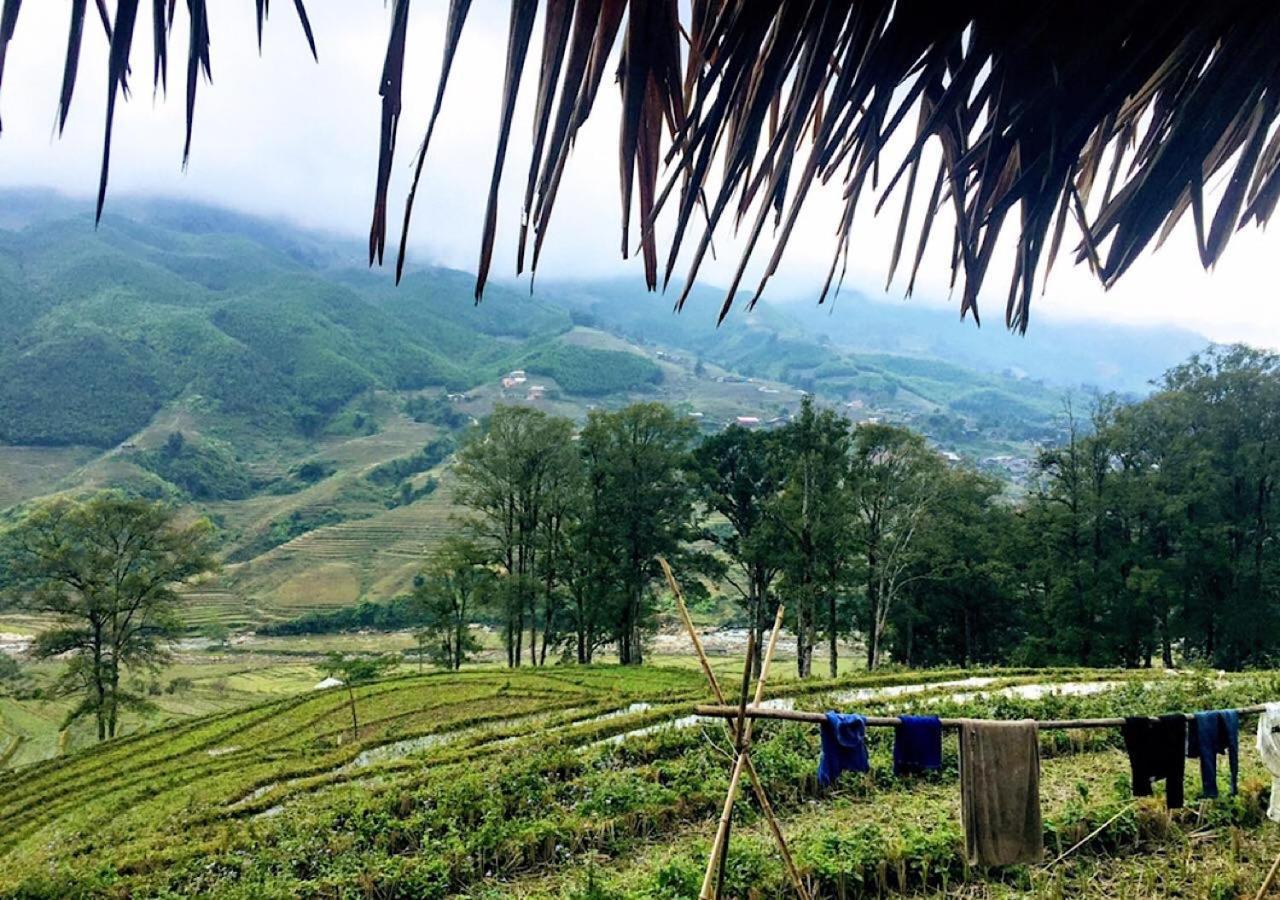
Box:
[657,558,809,900]
[701,602,778,899]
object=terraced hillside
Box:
[4,665,1279,898]
[222,479,462,620]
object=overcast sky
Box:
[0,2,1277,347]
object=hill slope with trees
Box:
[0,194,1205,622]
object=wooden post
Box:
[660,557,809,900]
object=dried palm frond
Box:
[8,1,1280,331]
[386,0,1280,329]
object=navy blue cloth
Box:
[893,715,943,776]
[1187,709,1239,799]
[818,711,869,786]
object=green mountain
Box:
[0,213,576,449]
[0,192,1193,623]
[544,279,1079,450]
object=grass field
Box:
[3,665,1279,897]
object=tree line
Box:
[420,396,975,676]
[1012,346,1280,670]
[420,345,1280,675]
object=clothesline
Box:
[659,558,1280,897]
[693,702,1270,730]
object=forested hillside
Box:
[0,214,571,447]
[0,194,1203,623]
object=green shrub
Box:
[404,393,469,429]
[133,433,255,500]
[366,437,455,486]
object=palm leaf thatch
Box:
[5,2,1280,331]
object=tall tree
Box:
[888,468,1018,667]
[773,397,853,678]
[849,423,942,669]
[454,406,576,667]
[1028,400,1101,665]
[413,538,490,670]
[579,403,701,664]
[4,494,216,740]
[691,425,785,676]
[535,445,581,665]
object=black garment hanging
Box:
[1122,714,1186,809]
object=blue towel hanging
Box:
[818,711,869,787]
[894,714,943,776]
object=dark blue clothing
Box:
[818,712,869,787]
[894,715,943,776]
[1186,710,1239,798]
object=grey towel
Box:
[959,719,1043,867]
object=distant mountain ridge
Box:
[1,188,1208,399]
[778,294,1207,396]
[540,276,1208,398]
[0,200,572,448]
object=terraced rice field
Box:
[220,478,461,618]
[5,665,1279,897]
[0,658,323,767]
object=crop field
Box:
[4,665,1280,898]
[0,630,861,771]
[0,656,323,768]
[0,444,97,510]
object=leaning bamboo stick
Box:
[1255,847,1280,900]
[659,558,809,899]
[715,632,756,899]
[701,605,783,900]
[693,703,1270,729]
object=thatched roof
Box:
[4,1,1280,331]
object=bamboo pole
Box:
[660,558,809,900]
[1255,848,1280,900]
[1041,800,1137,868]
[692,703,1270,729]
[701,604,783,900]
[716,631,756,899]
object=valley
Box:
[0,196,1215,766]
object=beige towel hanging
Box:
[959,718,1043,867]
